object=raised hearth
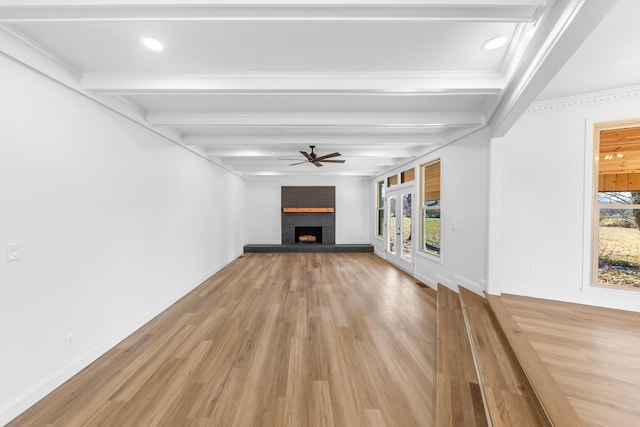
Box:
[244,244,374,253]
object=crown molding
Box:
[527,84,640,113]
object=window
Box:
[421,159,441,256]
[401,167,415,184]
[387,174,398,188]
[594,123,640,288]
[376,180,385,237]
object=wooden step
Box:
[436,284,488,427]
[485,293,584,427]
[458,287,551,427]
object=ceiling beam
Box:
[0,1,543,23]
[206,148,418,158]
[489,0,619,138]
[183,134,443,146]
[83,73,504,95]
[148,112,485,128]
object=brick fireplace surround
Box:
[281,186,335,245]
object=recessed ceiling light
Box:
[142,37,164,52]
[482,36,508,51]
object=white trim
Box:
[487,138,504,295]
[435,273,454,290]
[414,272,437,291]
[583,117,640,292]
[529,84,640,114]
[0,254,240,426]
[0,2,542,23]
[454,273,485,296]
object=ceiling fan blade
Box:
[314,152,341,161]
[312,161,323,167]
[300,151,313,162]
[288,161,309,166]
[319,159,346,163]
[279,157,304,160]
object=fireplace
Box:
[295,226,322,244]
[281,186,336,245]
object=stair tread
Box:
[486,293,584,427]
[458,287,551,427]
[436,284,488,427]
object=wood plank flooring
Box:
[436,284,487,427]
[485,294,583,427]
[8,253,437,427]
[458,288,550,427]
[500,294,640,427]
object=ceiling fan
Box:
[285,146,346,167]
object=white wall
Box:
[491,86,640,312]
[0,56,246,424]
[372,128,491,294]
[245,176,370,244]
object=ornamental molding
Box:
[527,85,640,113]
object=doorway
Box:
[387,188,414,272]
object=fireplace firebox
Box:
[295,226,322,244]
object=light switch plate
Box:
[7,243,21,261]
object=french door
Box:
[386,189,414,273]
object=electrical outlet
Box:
[64,334,74,351]
[531,265,541,278]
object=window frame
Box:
[376,180,385,238]
[591,120,640,290]
[420,158,442,259]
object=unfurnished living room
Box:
[2,1,640,426]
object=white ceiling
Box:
[538,0,640,101]
[0,1,620,177]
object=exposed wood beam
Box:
[0,1,543,23]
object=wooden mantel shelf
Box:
[283,207,334,213]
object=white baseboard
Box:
[0,254,239,426]
[414,272,437,291]
[454,273,485,296]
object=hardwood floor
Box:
[436,284,487,427]
[485,294,583,427]
[9,253,437,427]
[500,294,640,427]
[458,288,550,427]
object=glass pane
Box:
[598,208,640,287]
[377,209,385,236]
[599,191,638,205]
[388,197,396,254]
[377,181,385,208]
[401,193,412,261]
[424,208,441,255]
[423,160,441,201]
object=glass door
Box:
[387,189,414,272]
